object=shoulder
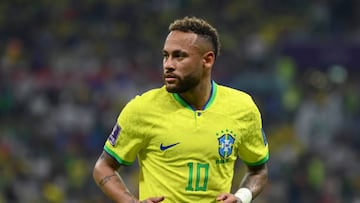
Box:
[122,86,169,112]
[132,86,168,104]
[217,84,256,107]
[215,84,261,120]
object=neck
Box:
[179,80,212,110]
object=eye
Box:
[163,52,169,59]
[173,51,187,59]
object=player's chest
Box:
[145,110,240,162]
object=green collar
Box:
[172,80,217,111]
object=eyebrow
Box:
[163,49,188,56]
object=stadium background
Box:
[0,0,359,202]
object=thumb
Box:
[216,193,227,201]
[148,196,165,202]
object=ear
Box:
[202,51,215,69]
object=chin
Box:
[165,85,177,93]
[166,86,189,94]
[165,83,181,93]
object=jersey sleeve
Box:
[237,101,269,166]
[104,96,145,165]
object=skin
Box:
[162,30,215,110]
[93,151,165,203]
[216,163,268,202]
[93,30,268,203]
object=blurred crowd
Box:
[0,0,359,202]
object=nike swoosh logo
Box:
[160,142,180,151]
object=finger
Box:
[149,196,165,202]
[216,194,228,201]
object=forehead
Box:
[163,31,199,52]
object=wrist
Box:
[234,187,252,203]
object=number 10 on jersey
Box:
[185,162,209,191]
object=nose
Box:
[163,57,175,72]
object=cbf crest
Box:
[216,129,236,163]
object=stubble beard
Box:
[165,75,200,93]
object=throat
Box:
[178,81,214,111]
[172,80,216,111]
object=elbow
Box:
[92,152,119,185]
[263,163,269,179]
[260,163,269,184]
[92,159,102,185]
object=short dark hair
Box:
[169,16,221,58]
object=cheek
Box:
[179,66,198,79]
[181,60,203,74]
[188,62,204,77]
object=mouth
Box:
[164,73,177,83]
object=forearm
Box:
[93,156,137,203]
[238,164,268,199]
[216,164,268,203]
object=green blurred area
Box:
[0,1,359,202]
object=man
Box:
[93,16,269,203]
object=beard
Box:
[165,74,201,93]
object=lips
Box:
[164,73,177,83]
[164,73,177,78]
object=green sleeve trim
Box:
[104,145,133,166]
[243,152,269,166]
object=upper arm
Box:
[95,150,121,171]
[103,97,147,165]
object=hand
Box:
[140,196,165,203]
[216,193,241,203]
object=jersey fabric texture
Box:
[104,81,269,203]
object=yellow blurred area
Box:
[1,1,359,202]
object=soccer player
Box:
[93,16,269,203]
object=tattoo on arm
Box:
[99,174,117,186]
[99,151,121,169]
[99,153,106,160]
[123,191,137,203]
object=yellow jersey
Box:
[104,81,269,202]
